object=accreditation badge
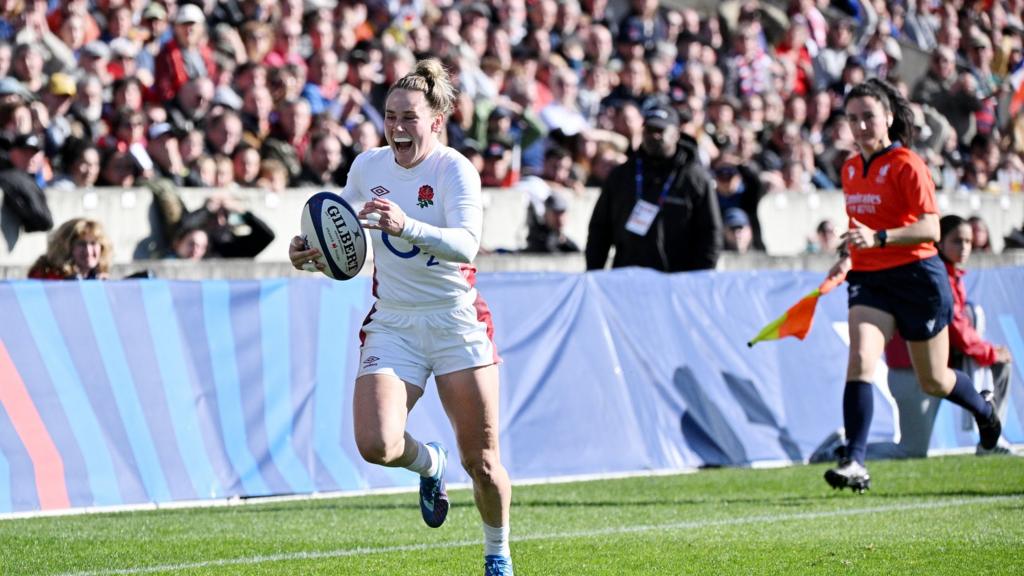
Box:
[625,199,660,236]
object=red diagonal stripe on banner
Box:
[0,340,71,510]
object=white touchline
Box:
[54,495,1021,576]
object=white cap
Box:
[176,4,206,25]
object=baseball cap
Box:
[723,207,750,229]
[643,105,680,130]
[49,73,77,97]
[176,3,206,25]
[142,2,168,20]
[148,122,174,140]
[109,37,139,59]
[82,41,111,60]
[11,132,42,151]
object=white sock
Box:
[482,522,510,558]
[407,440,438,478]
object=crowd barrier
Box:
[1,268,1022,516]
[3,187,1023,267]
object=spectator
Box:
[261,98,312,181]
[712,154,766,250]
[967,215,992,253]
[47,137,99,192]
[293,131,346,188]
[153,3,218,103]
[183,192,275,258]
[806,218,841,255]
[231,143,261,187]
[883,215,1016,457]
[27,217,111,279]
[586,104,721,272]
[169,222,209,260]
[0,131,51,232]
[524,191,580,253]
[721,206,753,253]
[146,121,192,185]
[480,136,516,189]
[40,73,77,164]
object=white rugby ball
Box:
[300,191,367,280]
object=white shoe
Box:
[824,459,871,493]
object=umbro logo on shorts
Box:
[371,186,390,197]
[363,355,380,367]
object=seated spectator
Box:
[153,3,217,103]
[146,122,193,185]
[806,218,841,255]
[181,193,275,258]
[28,217,111,279]
[231,144,262,187]
[293,132,346,188]
[0,131,51,233]
[523,191,580,254]
[712,154,765,250]
[480,136,516,188]
[968,215,993,253]
[256,157,289,193]
[168,222,209,261]
[722,207,753,254]
[48,138,100,192]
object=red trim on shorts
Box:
[472,292,501,364]
[460,264,477,289]
[358,304,377,347]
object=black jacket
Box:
[586,135,721,272]
[0,167,52,233]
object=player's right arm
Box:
[289,153,368,271]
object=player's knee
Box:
[917,373,948,396]
[460,449,502,487]
[356,436,401,466]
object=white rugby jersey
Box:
[340,144,483,306]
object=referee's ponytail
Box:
[845,78,916,146]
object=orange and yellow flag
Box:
[747,273,846,347]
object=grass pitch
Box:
[1,455,1022,575]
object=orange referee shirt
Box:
[841,145,938,271]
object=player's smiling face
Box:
[385,89,440,169]
[845,95,892,156]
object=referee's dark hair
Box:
[845,78,916,146]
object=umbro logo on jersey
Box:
[847,166,855,181]
[371,186,390,197]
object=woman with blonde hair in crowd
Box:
[28,217,112,279]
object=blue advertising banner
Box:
[1,268,1021,515]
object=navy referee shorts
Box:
[846,255,953,341]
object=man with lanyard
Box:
[586,104,722,272]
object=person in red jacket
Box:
[822,79,1001,492]
[152,4,218,103]
[883,214,1015,456]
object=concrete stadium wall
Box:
[2,186,1023,267]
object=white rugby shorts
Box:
[357,289,500,388]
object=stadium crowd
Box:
[1,0,1024,263]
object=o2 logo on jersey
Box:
[382,233,439,266]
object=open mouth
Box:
[393,136,413,153]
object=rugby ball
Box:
[300,191,367,280]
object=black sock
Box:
[843,380,873,465]
[944,369,993,421]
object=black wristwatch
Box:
[875,230,888,248]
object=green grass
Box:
[2,455,1022,575]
